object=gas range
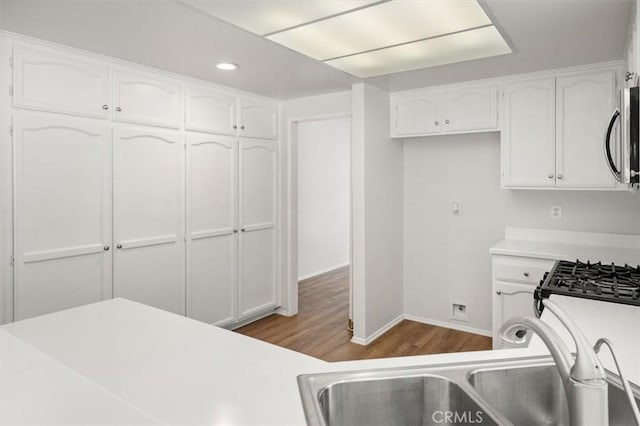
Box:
[534,260,640,314]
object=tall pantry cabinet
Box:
[3,36,280,326]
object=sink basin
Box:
[318,375,496,426]
[298,356,640,426]
[468,363,640,426]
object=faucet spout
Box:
[499,299,608,426]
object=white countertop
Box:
[489,227,640,265]
[0,298,538,426]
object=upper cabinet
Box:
[12,45,110,119]
[185,85,236,135]
[390,84,498,138]
[502,70,619,190]
[238,98,278,139]
[112,69,182,128]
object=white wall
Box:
[352,83,404,343]
[280,91,352,315]
[297,117,350,279]
[403,132,640,334]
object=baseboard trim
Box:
[298,262,349,281]
[274,307,294,317]
[404,314,492,337]
[226,308,278,331]
[350,314,404,346]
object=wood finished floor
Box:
[235,266,492,362]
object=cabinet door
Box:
[391,91,442,136]
[502,78,556,187]
[186,132,237,325]
[556,71,616,189]
[238,98,278,139]
[239,138,277,318]
[185,86,236,135]
[13,45,109,118]
[13,114,112,320]
[112,70,181,128]
[443,85,497,132]
[492,281,536,349]
[113,127,184,314]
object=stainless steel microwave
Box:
[605,87,640,185]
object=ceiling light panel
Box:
[181,0,380,36]
[325,26,511,78]
[266,0,492,61]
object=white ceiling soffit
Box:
[183,0,512,78]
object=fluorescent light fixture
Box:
[184,0,513,78]
[216,62,238,71]
[180,0,380,36]
[325,26,511,78]
[267,1,491,61]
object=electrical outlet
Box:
[451,302,469,322]
[551,205,562,220]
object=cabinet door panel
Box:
[443,85,497,132]
[186,86,236,135]
[493,281,535,349]
[13,114,111,320]
[240,228,276,317]
[556,71,616,188]
[186,133,236,325]
[238,99,278,139]
[13,45,109,118]
[239,138,277,318]
[113,70,181,128]
[113,127,184,314]
[392,91,442,136]
[502,78,556,187]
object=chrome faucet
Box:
[500,299,609,426]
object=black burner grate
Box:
[535,260,640,310]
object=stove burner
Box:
[535,260,640,312]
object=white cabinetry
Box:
[185,85,236,135]
[113,127,184,315]
[239,138,278,318]
[492,256,555,349]
[186,132,237,326]
[13,113,112,320]
[502,70,618,189]
[112,70,182,128]
[238,98,278,139]
[390,84,497,137]
[502,78,556,187]
[13,45,110,119]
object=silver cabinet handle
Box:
[233,125,237,129]
[434,121,440,126]
[496,290,502,295]
[116,244,123,249]
[102,105,109,110]
[445,119,450,124]
[548,173,554,179]
[233,229,238,233]
[116,107,122,112]
[557,174,563,180]
[524,272,530,277]
[103,245,110,251]
[241,228,246,232]
[240,125,245,130]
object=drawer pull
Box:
[496,290,502,295]
[523,272,530,277]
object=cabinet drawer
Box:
[493,258,555,284]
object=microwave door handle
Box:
[604,108,622,182]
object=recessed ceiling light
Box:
[216,62,238,71]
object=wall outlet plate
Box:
[551,205,562,220]
[451,301,469,322]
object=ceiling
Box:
[0,0,633,100]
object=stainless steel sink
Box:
[469,363,640,426]
[298,356,640,426]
